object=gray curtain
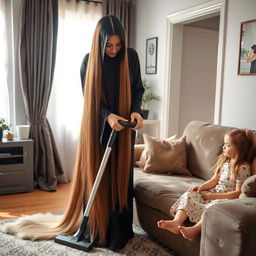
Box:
[19,0,63,191]
[102,0,135,47]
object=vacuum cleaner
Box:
[54,120,137,252]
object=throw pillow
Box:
[136,148,147,168]
[135,135,177,169]
[239,174,256,199]
[138,134,191,175]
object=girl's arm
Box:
[203,163,251,200]
[188,172,219,192]
[202,182,242,200]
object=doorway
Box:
[178,16,219,135]
[161,0,226,138]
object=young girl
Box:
[157,129,255,241]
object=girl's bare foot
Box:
[157,220,180,234]
[179,225,201,241]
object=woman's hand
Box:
[107,113,128,131]
[248,48,254,56]
[130,112,143,130]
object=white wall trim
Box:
[162,0,227,138]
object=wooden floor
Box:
[0,182,72,220]
[0,182,140,226]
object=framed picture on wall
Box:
[146,37,158,74]
[238,19,256,75]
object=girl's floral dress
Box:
[170,162,251,223]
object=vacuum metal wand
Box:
[74,129,117,237]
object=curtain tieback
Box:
[29,116,47,125]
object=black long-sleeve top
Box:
[80,47,144,145]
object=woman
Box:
[4,15,144,251]
[246,44,256,73]
[79,15,144,249]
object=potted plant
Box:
[0,118,11,141]
[142,78,160,119]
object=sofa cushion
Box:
[239,175,256,198]
[134,144,145,166]
[136,134,191,176]
[136,135,177,169]
[183,121,236,180]
[136,147,147,168]
[134,167,204,216]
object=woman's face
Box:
[105,35,122,58]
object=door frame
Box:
[161,0,227,137]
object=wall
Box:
[135,0,256,132]
[135,0,211,121]
[179,26,218,135]
[221,0,256,129]
[187,15,220,31]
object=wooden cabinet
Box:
[0,139,33,194]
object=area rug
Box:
[0,215,177,256]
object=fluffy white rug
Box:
[0,214,176,256]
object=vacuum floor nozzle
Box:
[54,235,93,252]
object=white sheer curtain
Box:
[0,0,10,121]
[48,0,102,181]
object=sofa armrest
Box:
[200,198,256,256]
[134,144,145,165]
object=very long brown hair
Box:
[57,22,132,244]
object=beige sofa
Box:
[133,120,256,256]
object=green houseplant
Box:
[142,79,160,119]
[0,118,11,141]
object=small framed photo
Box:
[146,37,158,74]
[238,19,256,75]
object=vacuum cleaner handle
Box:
[118,120,137,128]
[106,120,137,148]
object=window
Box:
[0,0,10,121]
[47,0,102,180]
